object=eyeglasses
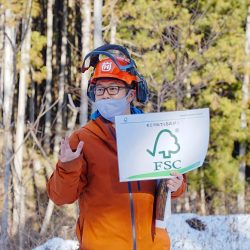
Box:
[94,86,129,96]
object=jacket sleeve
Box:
[171,174,187,199]
[47,132,87,205]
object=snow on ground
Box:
[33,214,250,250]
[32,237,79,250]
[168,213,250,250]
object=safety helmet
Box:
[90,57,139,85]
[82,44,149,103]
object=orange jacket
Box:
[47,117,186,250]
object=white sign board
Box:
[115,108,209,182]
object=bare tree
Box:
[238,6,250,213]
[67,94,79,132]
[40,199,54,236]
[80,0,91,126]
[0,8,16,250]
[199,169,206,215]
[12,1,32,248]
[44,0,54,153]
[54,0,68,156]
[110,1,117,44]
[0,5,4,117]
[94,0,103,48]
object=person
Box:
[47,44,187,250]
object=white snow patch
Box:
[32,237,79,250]
[33,214,250,250]
[167,213,250,250]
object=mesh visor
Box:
[81,44,136,73]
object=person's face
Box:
[94,78,136,102]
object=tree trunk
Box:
[80,0,91,126]
[190,190,197,213]
[28,79,35,123]
[68,0,78,101]
[44,0,54,154]
[110,10,116,44]
[54,0,67,156]
[184,191,190,212]
[94,0,103,49]
[200,169,206,215]
[0,6,4,118]
[40,199,54,235]
[0,8,16,250]
[67,94,79,133]
[13,0,32,247]
[238,6,250,213]
[220,192,226,214]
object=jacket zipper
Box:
[128,182,137,250]
[137,181,141,191]
[106,123,137,250]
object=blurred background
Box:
[0,0,249,249]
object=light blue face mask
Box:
[95,91,132,123]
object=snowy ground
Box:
[168,213,250,250]
[33,213,250,250]
[33,238,79,250]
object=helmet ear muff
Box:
[87,82,95,102]
[135,77,149,104]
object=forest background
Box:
[0,0,250,249]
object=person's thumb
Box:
[75,141,84,155]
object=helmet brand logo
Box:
[101,62,112,72]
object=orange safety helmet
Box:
[83,44,149,103]
[90,57,139,85]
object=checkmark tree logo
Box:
[146,129,180,158]
[128,128,201,180]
